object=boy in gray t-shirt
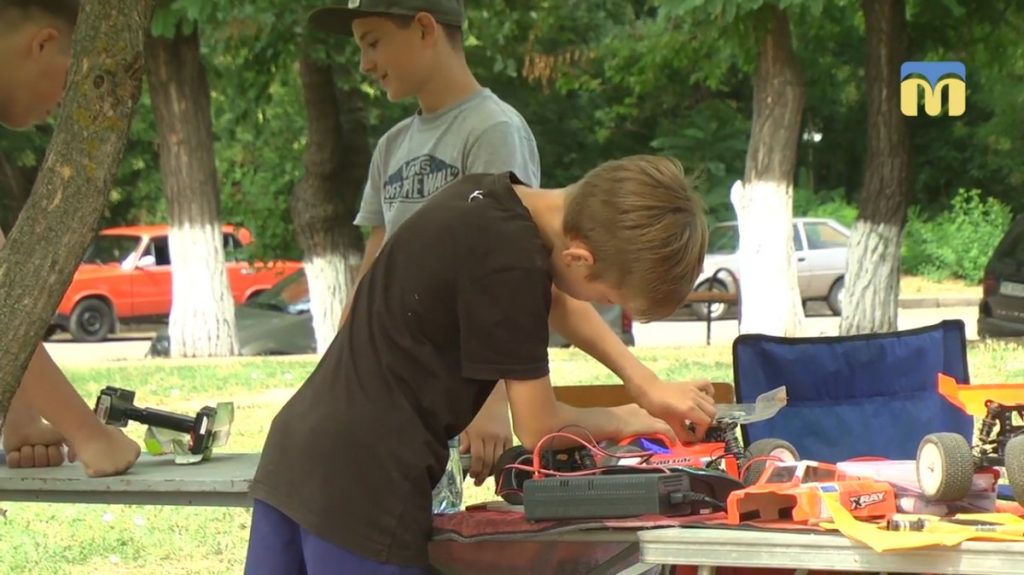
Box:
[313,0,540,488]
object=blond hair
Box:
[562,155,708,321]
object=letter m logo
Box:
[900,61,966,117]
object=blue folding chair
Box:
[732,320,973,463]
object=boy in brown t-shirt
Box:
[0,0,140,476]
[246,156,716,574]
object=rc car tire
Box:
[742,438,799,486]
[916,432,974,502]
[493,445,532,505]
[1004,435,1024,507]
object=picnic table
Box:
[0,452,257,507]
[1,455,1023,575]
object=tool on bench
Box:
[94,386,234,464]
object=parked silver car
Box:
[690,217,850,320]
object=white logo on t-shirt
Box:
[468,190,484,202]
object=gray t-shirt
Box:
[354,88,541,239]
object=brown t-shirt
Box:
[250,172,552,567]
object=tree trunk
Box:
[731,7,806,337]
[292,59,368,354]
[0,0,155,418]
[145,27,238,357]
[839,0,911,335]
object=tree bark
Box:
[0,0,156,418]
[145,27,238,357]
[292,59,368,354]
[731,7,806,337]
[839,0,911,335]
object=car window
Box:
[223,233,244,262]
[84,235,139,265]
[995,222,1024,261]
[247,270,309,315]
[804,222,848,250]
[793,224,804,252]
[148,237,171,266]
[708,224,739,255]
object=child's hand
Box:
[67,426,140,477]
[616,404,677,442]
[634,379,717,442]
[460,403,514,487]
[2,419,66,468]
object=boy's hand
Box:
[635,379,717,442]
[2,419,66,469]
[460,386,513,486]
[615,404,677,442]
[67,426,141,477]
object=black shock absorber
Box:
[723,421,742,458]
[979,403,999,444]
[975,402,1001,465]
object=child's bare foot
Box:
[67,426,140,477]
[2,418,66,468]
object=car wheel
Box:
[69,298,114,342]
[691,279,730,321]
[827,277,845,316]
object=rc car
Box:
[493,386,799,505]
[915,373,1024,506]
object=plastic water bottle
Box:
[432,437,464,514]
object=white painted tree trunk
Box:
[146,29,238,358]
[731,180,805,336]
[168,224,238,357]
[839,220,902,334]
[304,252,355,354]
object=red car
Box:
[50,224,303,342]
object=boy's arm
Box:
[0,229,139,475]
[504,374,674,450]
[548,287,717,440]
[338,225,384,327]
[340,143,388,328]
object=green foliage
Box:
[902,189,1013,284]
[794,186,858,229]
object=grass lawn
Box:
[2,340,1022,574]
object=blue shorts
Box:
[244,499,428,575]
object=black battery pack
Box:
[522,471,722,521]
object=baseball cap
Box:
[308,0,466,37]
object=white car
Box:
[690,217,850,320]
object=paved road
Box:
[43,305,980,366]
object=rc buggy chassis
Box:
[494,386,799,505]
[916,373,1024,505]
